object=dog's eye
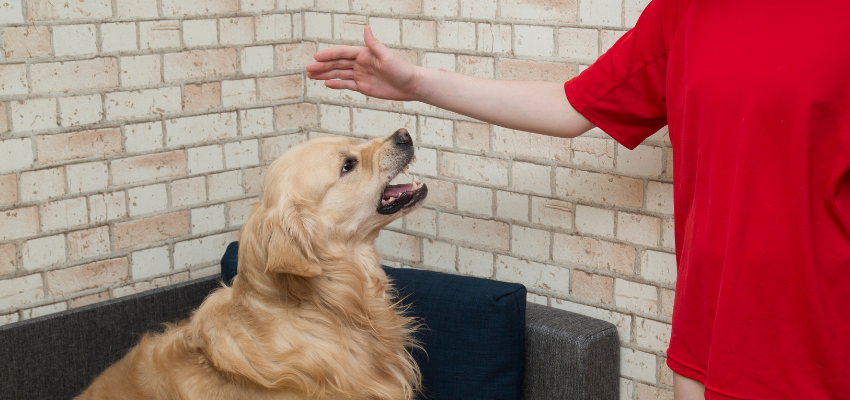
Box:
[342,159,357,173]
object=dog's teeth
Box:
[402,165,409,176]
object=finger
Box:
[305,59,356,73]
[313,45,363,62]
[307,69,355,81]
[325,79,358,91]
[364,26,392,59]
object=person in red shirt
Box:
[306,0,850,398]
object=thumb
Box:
[364,26,391,58]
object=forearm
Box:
[413,67,594,138]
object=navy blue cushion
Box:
[220,242,526,400]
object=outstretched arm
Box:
[306,27,595,139]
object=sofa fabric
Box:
[220,241,528,400]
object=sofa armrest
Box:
[523,302,619,400]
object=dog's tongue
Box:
[383,184,413,200]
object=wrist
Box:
[410,66,434,103]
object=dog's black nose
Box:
[393,129,413,146]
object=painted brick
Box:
[120,55,162,88]
[601,30,627,53]
[527,293,547,305]
[352,0,420,13]
[89,192,127,224]
[208,170,243,200]
[438,213,509,251]
[187,145,224,174]
[456,184,493,217]
[573,137,615,169]
[574,205,615,238]
[124,122,163,153]
[220,17,254,45]
[641,250,676,285]
[440,152,508,187]
[184,82,221,111]
[163,49,237,82]
[304,12,331,39]
[559,27,599,60]
[0,206,39,240]
[511,225,551,259]
[47,258,129,297]
[637,383,673,400]
[511,162,551,195]
[457,55,494,79]
[645,182,673,214]
[0,138,34,173]
[497,58,575,83]
[626,0,652,28]
[422,239,456,272]
[616,279,658,313]
[261,134,307,162]
[191,204,226,234]
[352,108,416,138]
[375,230,420,262]
[410,146,437,176]
[116,0,157,18]
[456,121,489,152]
[131,246,171,280]
[0,64,28,96]
[661,288,675,318]
[26,0,110,21]
[496,191,528,222]
[370,17,401,46]
[162,0,239,15]
[11,98,57,132]
[501,0,576,22]
[555,168,644,208]
[173,232,236,270]
[256,14,292,41]
[114,211,189,249]
[276,42,316,71]
[419,117,453,147]
[457,247,493,278]
[621,348,656,383]
[0,106,7,133]
[437,21,476,51]
[139,21,180,50]
[0,0,22,23]
[183,19,218,47]
[171,177,207,207]
[68,226,110,260]
[422,52,454,71]
[0,274,44,311]
[661,218,674,249]
[579,0,623,27]
[105,87,182,120]
[19,167,65,202]
[224,140,260,169]
[0,243,15,274]
[128,184,168,217]
[276,103,318,130]
[617,145,663,177]
[0,174,16,205]
[460,0,496,18]
[111,151,186,186]
[222,79,257,107]
[665,148,674,179]
[241,46,274,75]
[422,0,456,16]
[403,20,436,49]
[65,161,109,194]
[515,25,554,57]
[618,213,661,246]
[101,22,138,52]
[621,379,636,400]
[405,207,436,235]
[553,299,632,342]
[227,197,257,227]
[22,234,66,271]
[635,317,671,352]
[69,291,109,308]
[165,112,237,148]
[422,177,455,208]
[319,104,350,132]
[572,270,614,303]
[317,0,347,10]
[259,75,302,101]
[553,234,635,274]
[41,197,88,232]
[239,108,274,136]
[30,58,118,93]
[332,14,365,42]
[4,26,51,58]
[495,255,569,294]
[53,24,97,56]
[530,197,573,229]
[477,24,511,54]
[59,94,103,127]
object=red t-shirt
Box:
[565,1,850,398]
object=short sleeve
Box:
[564,0,689,149]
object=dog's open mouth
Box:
[378,160,428,215]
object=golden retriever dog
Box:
[76,129,427,400]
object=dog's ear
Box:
[264,201,323,277]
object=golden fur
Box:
[76,133,424,400]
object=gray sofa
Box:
[0,268,618,400]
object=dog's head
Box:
[250,129,427,277]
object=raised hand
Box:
[306,26,421,101]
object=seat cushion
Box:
[220,241,527,400]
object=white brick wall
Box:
[0,0,674,395]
